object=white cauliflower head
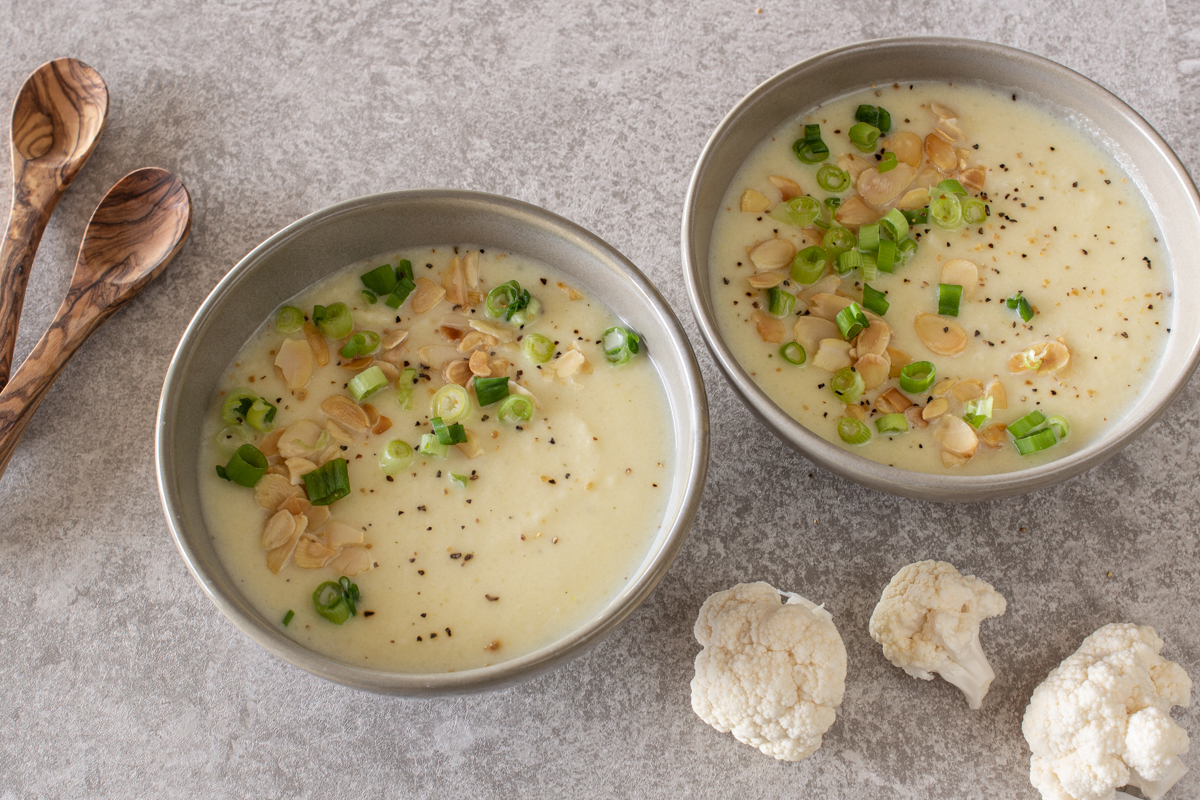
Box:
[868,560,1007,709]
[1022,623,1193,800]
[690,581,846,761]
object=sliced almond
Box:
[294,536,338,569]
[952,378,985,402]
[417,344,463,368]
[935,415,979,457]
[958,166,987,192]
[325,421,354,446]
[941,450,970,468]
[914,167,942,190]
[834,195,880,227]
[321,395,370,432]
[740,189,771,212]
[747,271,786,289]
[891,130,922,167]
[914,313,967,356]
[489,358,511,377]
[372,415,392,436]
[806,293,855,322]
[329,545,372,577]
[922,397,950,421]
[797,273,840,301]
[305,505,330,531]
[986,379,1008,410]
[549,349,586,378]
[303,322,330,367]
[896,188,930,210]
[794,316,840,355]
[468,319,515,343]
[875,388,913,414]
[442,256,468,306]
[326,522,363,548]
[256,473,299,511]
[362,403,381,429]
[886,347,911,377]
[457,330,499,353]
[278,420,327,460]
[769,175,802,200]
[464,251,480,290]
[376,346,408,368]
[257,427,286,459]
[510,380,542,410]
[856,164,916,207]
[261,509,297,550]
[980,422,1007,448]
[856,319,891,357]
[904,405,929,429]
[854,354,890,390]
[844,404,866,422]
[266,523,303,575]
[813,339,853,372]
[752,310,785,344]
[469,350,491,376]
[443,358,474,386]
[435,324,465,343]
[749,238,796,271]
[340,356,374,370]
[457,429,483,459]
[274,337,314,390]
[924,133,957,173]
[375,361,400,382]
[286,457,318,486]
[1009,340,1071,375]
[931,377,958,397]
[933,117,965,144]
[941,259,979,298]
[411,277,446,314]
[931,101,957,119]
[837,153,872,181]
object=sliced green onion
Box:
[877,108,891,133]
[779,342,806,365]
[857,223,881,252]
[792,124,829,164]
[361,289,378,305]
[384,276,417,309]
[836,249,863,276]
[876,413,909,434]
[938,284,963,316]
[396,368,417,411]
[1046,415,1069,440]
[962,396,994,428]
[379,439,415,475]
[825,197,842,210]
[835,302,869,340]
[1014,427,1058,455]
[361,263,399,296]
[862,284,889,316]
[315,302,353,339]
[474,376,511,406]
[431,384,471,423]
[431,416,467,445]
[878,152,898,173]
[396,259,414,282]
[340,331,381,359]
[485,280,532,321]
[349,365,388,402]
[221,389,258,426]
[450,473,469,488]
[963,198,988,225]
[876,239,897,274]
[246,398,277,432]
[929,191,963,229]
[418,432,449,458]
[221,444,268,487]
[791,246,827,284]
[1007,292,1035,322]
[902,208,929,226]
[509,296,541,327]
[848,122,881,152]
[303,458,350,506]
[823,226,856,257]
[282,610,294,627]
[1007,410,1047,439]
[937,179,968,196]
[522,333,556,363]
[313,580,353,625]
[830,367,865,403]
[497,394,533,422]
[860,254,878,280]
[767,287,796,318]
[838,417,871,444]
[769,195,823,228]
[215,425,250,457]
[816,164,850,192]
[1016,347,1043,371]
[897,237,918,265]
[854,104,890,133]
[880,208,910,241]
[602,326,640,365]
[898,361,936,394]
[276,306,305,334]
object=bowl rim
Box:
[681,35,1200,502]
[157,188,710,695]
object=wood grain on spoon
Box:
[0,168,190,479]
[0,57,109,390]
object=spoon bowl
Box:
[0,167,190,479]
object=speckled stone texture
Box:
[0,1,1196,797]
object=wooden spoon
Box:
[0,57,109,390]
[0,168,190,479]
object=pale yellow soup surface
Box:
[710,82,1172,474]
[199,247,672,673]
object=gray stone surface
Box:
[0,1,1196,797]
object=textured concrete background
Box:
[0,1,1197,798]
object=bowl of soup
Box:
[157,190,709,694]
[682,37,1200,501]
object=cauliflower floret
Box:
[690,581,847,761]
[868,560,1007,709]
[1022,623,1192,800]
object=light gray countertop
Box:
[1,1,1197,797]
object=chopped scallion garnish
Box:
[282,610,294,627]
[878,152,898,173]
[385,276,417,309]
[431,384,471,423]
[302,458,351,506]
[837,417,871,444]
[897,237,918,265]
[860,253,878,281]
[823,226,856,257]
[937,284,963,317]
[474,376,511,406]
[602,326,640,365]
[835,302,869,340]
[485,280,532,321]
[854,104,891,133]
[898,361,936,394]
[769,195,822,228]
[857,223,881,252]
[313,579,358,625]
[395,259,414,282]
[246,398,277,432]
[963,198,988,225]
[937,179,968,196]
[767,287,796,318]
[214,425,250,457]
[929,190,964,229]
[314,302,353,339]
[340,331,381,359]
[497,394,533,422]
[418,433,449,458]
[361,290,378,305]
[901,208,929,226]
[876,413,908,434]
[276,306,305,335]
[779,342,806,365]
[220,444,268,487]
[1006,292,1035,322]
[396,368,417,410]
[816,164,850,192]
[880,208,909,241]
[379,439,415,475]
[450,473,469,488]
[1047,415,1070,440]
[431,416,467,445]
[791,246,827,284]
[221,389,259,426]
[962,396,994,428]
[509,296,541,327]
[862,283,889,316]
[348,365,388,402]
[1014,427,1058,455]
[522,333,556,363]
[1006,410,1047,439]
[876,239,896,274]
[830,366,865,403]
[792,123,829,164]
[836,249,863,276]
[361,263,399,296]
[848,121,880,153]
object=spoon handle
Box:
[0,181,61,390]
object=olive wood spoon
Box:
[0,168,190,479]
[0,57,109,390]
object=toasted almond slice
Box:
[329,545,372,577]
[305,505,330,531]
[941,450,970,468]
[411,277,446,313]
[887,347,912,377]
[844,404,866,421]
[856,319,891,357]
[315,444,343,466]
[769,175,803,200]
[549,349,586,379]
[443,358,474,386]
[275,337,314,390]
[266,523,303,575]
[905,405,929,429]
[376,346,407,368]
[806,293,855,322]
[286,457,318,486]
[417,344,463,368]
[372,415,392,436]
[896,188,930,210]
[457,429,483,459]
[375,361,400,381]
[935,415,979,457]
[834,195,880,227]
[457,330,498,353]
[750,239,796,271]
[856,164,916,207]
[1009,340,1071,374]
[813,339,853,372]
[326,522,363,548]
[986,379,1008,410]
[325,420,354,446]
[489,358,511,378]
[510,380,542,410]
[952,378,984,402]
[257,427,286,459]
[836,153,872,181]
[255,473,298,510]
[303,322,330,367]
[469,350,491,376]
[740,189,770,212]
[362,403,381,428]
[797,273,840,302]
[958,166,987,192]
[941,259,980,298]
[381,327,409,350]
[463,251,480,290]
[875,388,914,414]
[752,310,785,344]
[922,397,950,421]
[931,101,957,119]
[443,256,468,306]
[932,377,957,397]
[914,313,967,356]
[855,354,890,390]
[340,355,374,370]
[294,536,339,569]
[980,422,1007,448]
[747,272,786,289]
[925,133,957,173]
[278,420,327,460]
[914,167,942,189]
[322,395,370,432]
[891,130,922,167]
[266,463,289,478]
[261,509,296,550]
[436,324,465,343]
[468,319,515,343]
[793,316,840,355]
[279,493,312,516]
[933,118,964,144]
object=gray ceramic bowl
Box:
[157,190,709,695]
[682,37,1200,502]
